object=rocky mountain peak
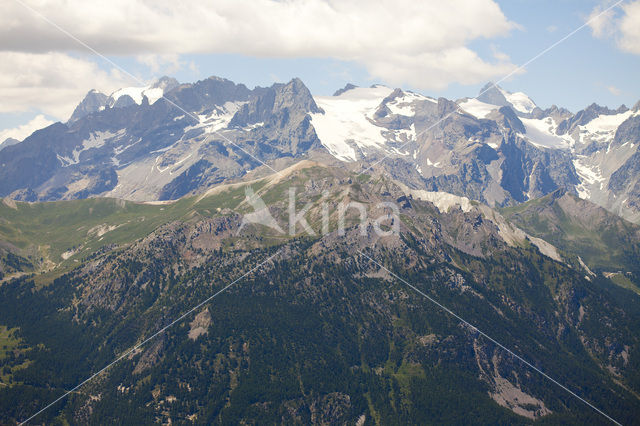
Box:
[556,103,618,135]
[274,78,322,114]
[382,88,405,104]
[544,105,573,123]
[0,137,20,152]
[435,97,460,116]
[68,89,109,123]
[230,78,321,128]
[477,82,509,107]
[333,83,358,96]
[151,76,179,92]
[477,82,538,116]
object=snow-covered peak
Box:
[519,117,572,150]
[459,84,537,118]
[576,110,636,145]
[459,98,571,150]
[333,85,394,101]
[109,85,158,106]
[498,87,537,114]
[311,86,395,161]
[311,85,437,162]
[107,76,179,107]
[476,82,538,115]
[385,90,437,116]
[458,98,499,119]
[585,110,635,132]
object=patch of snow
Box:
[575,182,590,200]
[389,124,416,144]
[459,98,499,119]
[585,110,633,133]
[110,86,146,105]
[59,129,124,167]
[184,102,241,134]
[573,156,608,200]
[573,157,605,186]
[57,154,74,167]
[426,158,441,168]
[388,146,410,156]
[521,117,571,150]
[577,110,634,145]
[499,88,537,114]
[386,91,436,116]
[244,122,265,130]
[399,180,563,262]
[311,86,394,161]
[109,83,165,106]
[143,87,163,104]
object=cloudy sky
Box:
[1,0,639,141]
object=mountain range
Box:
[1,76,639,224]
[1,76,640,424]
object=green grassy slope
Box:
[501,190,640,293]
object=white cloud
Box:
[1,0,517,92]
[607,85,622,96]
[0,114,54,142]
[136,54,183,75]
[587,5,617,39]
[588,1,640,55]
[618,1,640,54]
[0,51,133,119]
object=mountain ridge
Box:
[1,76,639,225]
[1,160,640,424]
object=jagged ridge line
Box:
[13,0,284,178]
[358,0,626,176]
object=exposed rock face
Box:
[556,103,629,135]
[477,82,510,108]
[499,135,579,202]
[608,148,640,210]
[1,161,640,424]
[488,106,525,134]
[0,77,322,201]
[0,137,20,152]
[332,83,358,96]
[1,77,639,225]
[68,90,109,123]
[613,115,640,147]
